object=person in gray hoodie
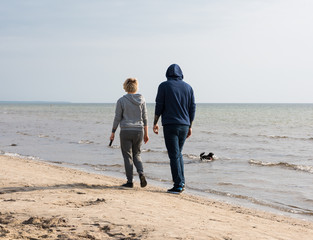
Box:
[110,78,149,188]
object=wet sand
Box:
[1,155,313,239]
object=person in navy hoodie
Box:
[153,64,196,194]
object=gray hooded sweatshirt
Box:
[112,94,148,132]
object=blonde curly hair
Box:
[123,78,138,93]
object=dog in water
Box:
[200,152,214,161]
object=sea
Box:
[1,102,312,221]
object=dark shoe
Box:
[121,182,133,188]
[167,187,183,194]
[139,174,147,188]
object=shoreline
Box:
[1,155,313,239]
[55,161,313,222]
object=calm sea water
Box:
[1,103,312,221]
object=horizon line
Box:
[1,101,313,105]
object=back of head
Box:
[123,78,138,93]
[166,64,184,80]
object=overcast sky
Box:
[1,0,313,103]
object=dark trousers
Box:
[163,124,189,188]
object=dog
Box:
[200,152,214,161]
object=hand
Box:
[186,128,192,138]
[144,134,149,144]
[110,132,115,141]
[153,124,159,134]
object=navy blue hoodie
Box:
[155,64,196,126]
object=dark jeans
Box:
[163,124,189,188]
[120,130,144,183]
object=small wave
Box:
[183,153,199,160]
[189,186,313,216]
[109,145,120,149]
[258,134,289,139]
[16,131,31,136]
[86,163,123,172]
[270,135,288,139]
[229,133,250,138]
[304,198,313,204]
[259,134,313,142]
[145,161,168,165]
[0,151,40,161]
[50,161,63,164]
[142,149,166,153]
[38,134,49,138]
[143,149,214,161]
[78,140,94,144]
[200,131,214,135]
[217,182,233,186]
[82,163,123,168]
[142,152,218,164]
[249,159,313,174]
[199,159,214,163]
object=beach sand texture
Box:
[1,155,313,240]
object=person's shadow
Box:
[0,183,165,195]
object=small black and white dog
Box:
[200,152,214,161]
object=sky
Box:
[1,0,313,103]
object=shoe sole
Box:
[121,183,134,188]
[167,191,181,194]
[167,190,183,194]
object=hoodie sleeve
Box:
[112,99,123,133]
[155,83,165,117]
[142,101,148,126]
[189,88,196,124]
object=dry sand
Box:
[0,155,312,240]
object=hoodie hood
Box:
[124,93,144,106]
[166,64,184,80]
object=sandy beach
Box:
[0,155,312,239]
